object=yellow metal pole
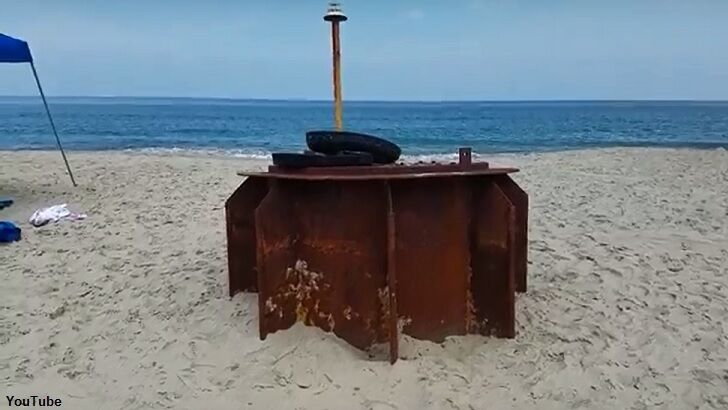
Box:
[324,2,347,131]
[332,21,343,131]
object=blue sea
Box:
[1,97,727,158]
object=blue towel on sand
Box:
[0,221,21,243]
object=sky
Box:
[1,0,728,101]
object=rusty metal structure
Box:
[324,2,347,131]
[226,148,528,363]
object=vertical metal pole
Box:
[30,61,77,187]
[331,21,343,131]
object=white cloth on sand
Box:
[29,204,87,227]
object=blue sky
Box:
[1,0,727,100]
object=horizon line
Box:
[1,95,728,103]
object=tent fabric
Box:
[0,33,33,63]
[0,32,76,186]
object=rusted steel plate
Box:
[470,179,516,338]
[227,163,528,359]
[391,177,471,341]
[495,175,529,293]
[255,179,389,349]
[253,180,298,337]
[458,147,472,165]
[385,183,399,363]
[239,165,516,181]
[225,176,268,296]
[267,162,491,176]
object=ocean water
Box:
[1,97,727,158]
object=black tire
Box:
[306,131,401,164]
[272,152,373,168]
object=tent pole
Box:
[29,61,77,187]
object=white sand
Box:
[1,148,727,409]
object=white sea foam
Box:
[399,152,489,163]
[121,147,522,163]
[124,147,272,159]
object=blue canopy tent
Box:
[0,33,76,186]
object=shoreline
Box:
[1,145,726,164]
[3,144,727,154]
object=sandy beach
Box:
[1,148,727,409]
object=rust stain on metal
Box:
[244,162,504,181]
[331,21,343,131]
[226,157,528,363]
[465,287,478,334]
[392,177,471,342]
[254,179,388,349]
[385,183,399,363]
[495,175,529,292]
[470,179,516,338]
[225,176,268,295]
